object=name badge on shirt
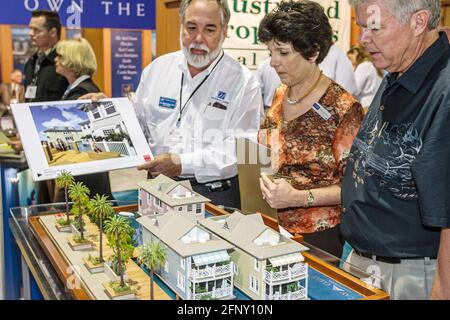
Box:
[25,86,37,99]
[311,102,332,120]
[159,97,177,109]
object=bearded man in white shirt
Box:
[83,0,263,209]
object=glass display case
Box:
[9,202,388,300]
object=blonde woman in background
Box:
[347,45,383,111]
[55,37,99,100]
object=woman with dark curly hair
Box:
[258,0,364,257]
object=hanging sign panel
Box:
[1,0,156,30]
[224,0,352,70]
[111,30,142,97]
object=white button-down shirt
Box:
[353,61,383,108]
[133,50,263,183]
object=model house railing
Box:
[264,264,307,283]
[190,263,232,279]
[265,288,307,300]
[193,286,233,300]
[93,139,135,157]
[77,139,135,157]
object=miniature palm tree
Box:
[90,194,114,263]
[104,215,134,288]
[55,171,75,223]
[68,182,90,240]
[139,240,167,300]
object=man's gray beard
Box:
[181,35,224,69]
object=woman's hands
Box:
[260,173,306,209]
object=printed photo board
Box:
[12,98,152,181]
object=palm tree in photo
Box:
[55,171,75,222]
[68,182,90,240]
[90,194,114,263]
[139,240,167,300]
[104,215,134,288]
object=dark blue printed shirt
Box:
[340,32,450,258]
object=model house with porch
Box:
[137,213,235,300]
[200,211,309,300]
[137,175,210,219]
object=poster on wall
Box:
[11,26,34,73]
[11,98,152,181]
[224,0,352,70]
[111,30,142,97]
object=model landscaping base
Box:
[39,214,171,300]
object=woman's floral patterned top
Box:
[258,81,364,234]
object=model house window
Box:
[105,104,116,115]
[233,264,238,276]
[155,198,161,207]
[180,257,185,270]
[103,129,115,136]
[254,259,260,272]
[178,206,183,212]
[177,271,185,292]
[196,203,202,214]
[92,109,101,119]
[164,261,169,273]
[249,275,259,294]
[187,204,193,212]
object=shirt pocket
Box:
[202,103,227,126]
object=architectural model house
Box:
[137,175,210,219]
[137,213,235,300]
[200,211,309,300]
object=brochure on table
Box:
[11,98,152,181]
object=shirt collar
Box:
[394,32,449,94]
[178,49,224,80]
[70,75,90,90]
[63,75,90,98]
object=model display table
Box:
[9,202,389,300]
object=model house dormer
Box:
[253,229,281,247]
[137,175,210,220]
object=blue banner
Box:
[111,30,142,97]
[1,0,156,30]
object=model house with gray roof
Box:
[199,211,309,300]
[137,175,210,220]
[137,213,235,300]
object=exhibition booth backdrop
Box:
[0,0,449,301]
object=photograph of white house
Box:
[137,213,235,300]
[137,175,210,219]
[200,211,309,300]
[29,101,137,166]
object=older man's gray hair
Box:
[179,0,231,26]
[349,0,441,30]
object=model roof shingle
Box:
[199,211,308,260]
[137,213,233,257]
[137,175,210,207]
